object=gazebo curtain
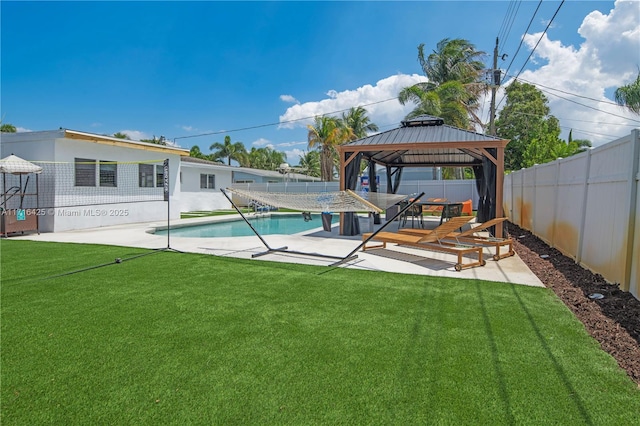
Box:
[343,152,363,235]
[385,165,403,194]
[368,160,381,224]
[473,148,497,228]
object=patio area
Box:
[12,213,543,287]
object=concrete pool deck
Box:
[12,213,544,287]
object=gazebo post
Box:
[338,150,346,235]
[495,146,505,238]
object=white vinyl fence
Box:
[504,129,640,298]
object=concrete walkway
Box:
[12,214,544,287]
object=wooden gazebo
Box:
[337,115,509,237]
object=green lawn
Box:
[2,240,638,425]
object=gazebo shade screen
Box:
[338,115,509,236]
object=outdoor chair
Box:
[398,217,515,261]
[441,203,463,222]
[361,216,484,271]
[461,199,473,216]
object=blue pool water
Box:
[156,214,338,238]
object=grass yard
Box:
[1,240,639,425]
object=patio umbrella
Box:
[0,154,43,174]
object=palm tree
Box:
[341,106,379,139]
[189,145,209,160]
[0,123,17,133]
[298,150,321,178]
[399,38,487,129]
[307,115,353,181]
[244,147,286,170]
[209,135,247,166]
[614,70,640,114]
[113,132,130,140]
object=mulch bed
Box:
[505,223,640,386]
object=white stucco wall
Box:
[179,162,233,211]
[1,130,187,232]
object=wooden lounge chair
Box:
[398,217,515,261]
[361,216,485,271]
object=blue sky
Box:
[2,1,639,165]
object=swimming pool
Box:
[155,214,338,238]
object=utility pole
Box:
[489,37,499,136]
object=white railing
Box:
[504,129,639,298]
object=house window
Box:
[234,180,254,184]
[75,158,96,186]
[200,174,215,189]
[139,164,154,187]
[99,161,117,187]
[156,165,164,188]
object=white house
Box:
[1,129,189,232]
[180,156,320,211]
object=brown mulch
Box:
[505,222,640,386]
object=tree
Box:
[307,115,354,181]
[0,123,17,133]
[141,135,167,145]
[298,150,321,178]
[209,135,247,166]
[399,38,487,129]
[560,130,592,158]
[245,147,286,170]
[496,81,589,169]
[189,145,212,160]
[113,132,131,140]
[495,81,560,170]
[614,70,640,114]
[341,106,379,139]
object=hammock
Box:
[219,188,425,267]
[226,188,407,213]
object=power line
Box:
[515,76,624,108]
[172,97,400,143]
[493,81,640,129]
[507,110,639,127]
[497,73,640,123]
[498,0,520,49]
[501,0,543,82]
[505,111,637,141]
[511,0,565,82]
[558,125,622,141]
[532,83,640,123]
[498,0,523,53]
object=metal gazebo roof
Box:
[339,115,508,168]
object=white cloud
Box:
[275,140,307,148]
[181,125,195,132]
[506,0,640,146]
[278,73,429,130]
[252,137,271,147]
[280,94,299,104]
[284,148,306,165]
[16,126,32,132]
